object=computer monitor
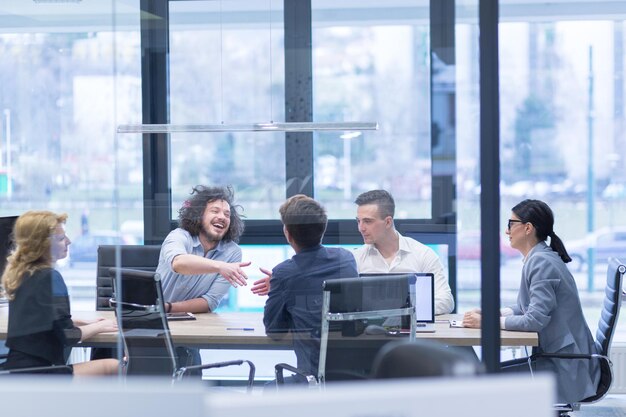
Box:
[325,273,415,314]
[359,272,434,327]
[322,273,416,336]
[0,215,18,279]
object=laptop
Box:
[359,272,436,333]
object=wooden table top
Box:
[0,307,537,348]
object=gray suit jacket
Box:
[504,242,600,404]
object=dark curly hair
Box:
[178,185,245,243]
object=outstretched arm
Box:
[172,254,251,287]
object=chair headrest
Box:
[371,340,483,379]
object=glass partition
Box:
[0,0,142,311]
[312,0,432,219]
[1,0,626,406]
[169,0,286,219]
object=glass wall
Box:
[454,7,626,341]
[169,0,286,219]
[312,0,433,219]
[1,0,626,397]
[0,0,142,310]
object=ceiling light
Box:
[117,122,378,134]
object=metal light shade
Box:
[117,122,378,134]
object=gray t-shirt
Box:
[157,228,242,312]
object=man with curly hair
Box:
[157,185,250,314]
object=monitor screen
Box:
[231,242,449,312]
[359,272,434,323]
[0,215,18,279]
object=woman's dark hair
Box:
[178,185,245,243]
[512,199,571,263]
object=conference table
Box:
[0,307,538,348]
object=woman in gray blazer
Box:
[463,199,600,404]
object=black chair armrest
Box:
[109,298,158,312]
[533,352,611,364]
[500,356,533,368]
[0,364,73,375]
[502,352,612,374]
[174,359,256,392]
[1,349,73,375]
[274,363,318,387]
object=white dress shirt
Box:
[353,231,454,315]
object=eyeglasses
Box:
[507,219,524,231]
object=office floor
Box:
[575,395,626,416]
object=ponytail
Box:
[549,231,572,264]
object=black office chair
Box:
[109,268,255,390]
[0,353,73,375]
[274,274,417,387]
[503,257,625,416]
[96,245,162,311]
[91,245,162,361]
[371,339,484,379]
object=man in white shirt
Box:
[353,190,454,315]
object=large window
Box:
[0,1,142,310]
[312,3,432,219]
[3,0,626,387]
[455,15,626,339]
[169,0,286,219]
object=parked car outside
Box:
[60,230,139,267]
[566,227,626,272]
[457,230,520,264]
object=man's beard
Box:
[201,227,226,242]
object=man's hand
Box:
[218,261,251,287]
[250,267,272,296]
[462,310,482,328]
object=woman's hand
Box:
[79,318,118,342]
[96,319,118,333]
[462,310,482,328]
[73,317,105,326]
[250,268,272,296]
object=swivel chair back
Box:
[109,267,255,388]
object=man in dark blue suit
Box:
[261,195,358,382]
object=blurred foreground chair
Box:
[503,257,625,416]
[371,339,484,379]
[274,274,416,387]
[109,268,255,390]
